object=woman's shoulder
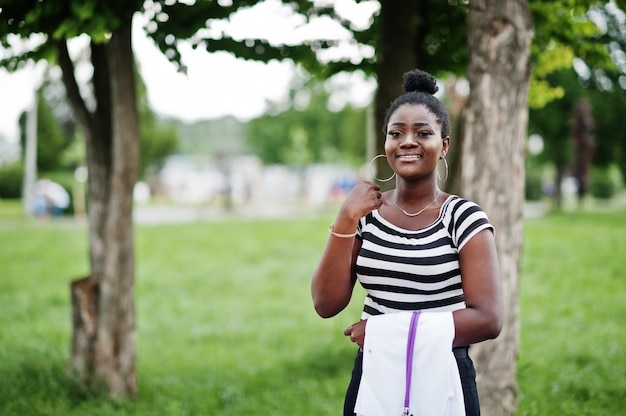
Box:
[443,194,486,212]
[441,194,491,225]
[440,195,494,248]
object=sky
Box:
[0,0,378,144]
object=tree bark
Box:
[70,276,97,379]
[373,0,418,190]
[442,76,469,196]
[463,1,532,415]
[94,9,139,396]
[63,9,139,397]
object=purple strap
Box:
[403,311,420,416]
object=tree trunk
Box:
[463,1,532,415]
[373,0,418,190]
[63,10,139,397]
[70,276,97,379]
[442,76,469,196]
[95,10,139,396]
[22,89,38,216]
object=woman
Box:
[311,69,502,416]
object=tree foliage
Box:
[0,0,139,66]
[12,64,179,178]
[528,1,626,196]
[246,80,367,166]
[529,66,626,182]
[19,84,70,172]
[528,0,613,107]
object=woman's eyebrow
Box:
[388,121,434,128]
[413,122,434,128]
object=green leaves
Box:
[529,0,620,109]
[0,0,143,70]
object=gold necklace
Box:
[392,190,441,217]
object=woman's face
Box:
[384,104,448,180]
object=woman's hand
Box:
[344,320,367,349]
[337,181,383,223]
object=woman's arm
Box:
[452,228,503,347]
[311,234,361,318]
[311,181,381,318]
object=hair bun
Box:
[403,69,438,95]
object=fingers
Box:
[374,189,382,208]
[344,324,357,344]
[362,181,383,209]
[343,325,352,336]
[363,181,380,190]
[344,320,367,348]
[372,189,382,210]
[340,181,383,219]
[363,181,381,194]
[347,330,359,345]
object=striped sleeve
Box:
[449,199,494,251]
[356,212,373,240]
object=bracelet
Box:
[328,224,357,238]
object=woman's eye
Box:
[418,130,432,137]
[389,130,402,138]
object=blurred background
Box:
[1,1,624,221]
[1,1,625,415]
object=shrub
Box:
[0,162,24,198]
[589,166,622,200]
[525,168,544,201]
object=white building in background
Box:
[155,154,360,210]
[157,154,262,205]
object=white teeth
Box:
[398,155,421,160]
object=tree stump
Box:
[69,276,98,381]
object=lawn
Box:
[0,200,625,415]
[517,210,626,415]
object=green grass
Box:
[0,198,26,221]
[0,203,625,415]
[517,211,626,415]
[0,211,365,415]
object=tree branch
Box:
[56,40,92,129]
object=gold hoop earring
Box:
[369,154,396,182]
[438,157,449,183]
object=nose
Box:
[400,132,419,146]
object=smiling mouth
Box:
[397,154,423,160]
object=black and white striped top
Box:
[356,195,494,319]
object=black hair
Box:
[382,69,451,138]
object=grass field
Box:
[517,210,626,415]
[0,199,625,415]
